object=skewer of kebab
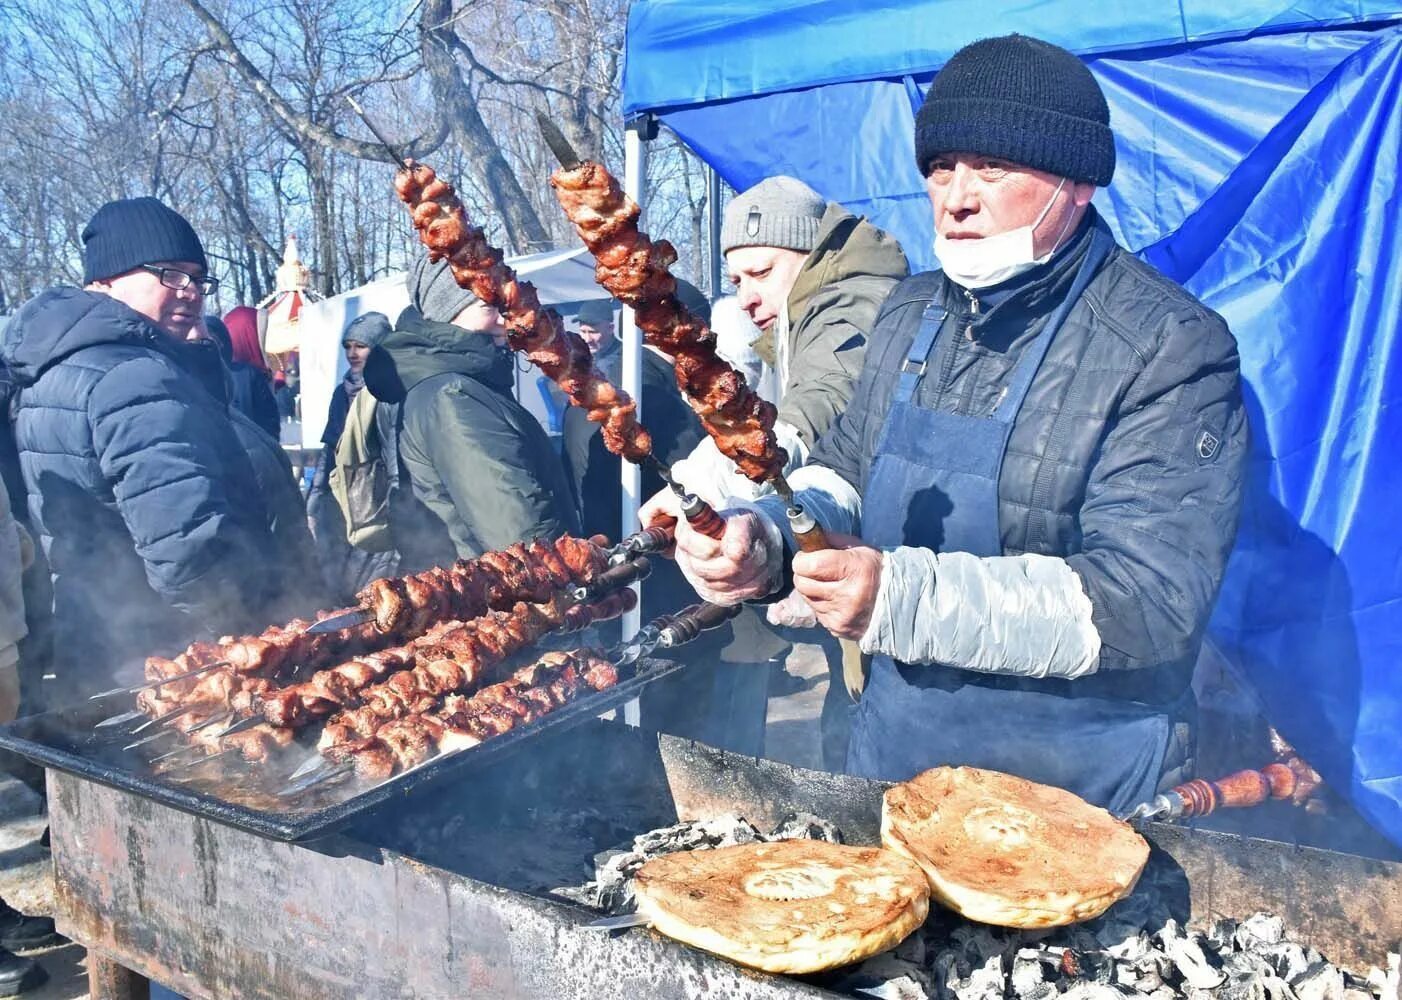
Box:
[154,556,648,762]
[95,533,618,730]
[145,552,647,757]
[298,584,640,774]
[341,97,728,547]
[285,600,741,792]
[539,117,830,555]
[160,585,640,776]
[307,528,670,635]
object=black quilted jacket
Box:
[812,214,1249,705]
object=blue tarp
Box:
[625,4,1402,845]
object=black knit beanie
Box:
[82,197,208,283]
[914,34,1115,187]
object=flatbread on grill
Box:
[881,766,1149,929]
[632,839,930,974]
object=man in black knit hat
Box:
[658,35,1249,812]
[1,197,314,701]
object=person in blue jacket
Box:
[1,197,317,701]
[652,35,1249,814]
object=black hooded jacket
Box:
[364,307,579,568]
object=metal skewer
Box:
[345,95,411,169]
[160,747,241,777]
[122,730,176,752]
[128,704,197,735]
[89,660,231,701]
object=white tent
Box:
[298,247,609,446]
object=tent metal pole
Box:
[620,117,654,726]
[706,165,724,298]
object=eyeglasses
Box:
[140,264,219,295]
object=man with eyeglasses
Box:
[0,197,314,702]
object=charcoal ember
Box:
[1205,918,1240,953]
[1146,987,1179,1000]
[932,949,966,1000]
[1011,948,1047,998]
[1292,962,1346,1000]
[1259,976,1301,1000]
[595,849,647,912]
[1262,944,1314,982]
[549,883,597,907]
[1219,974,1270,1000]
[767,811,843,843]
[1059,948,1114,985]
[1094,920,1152,964]
[894,930,926,968]
[838,953,935,1000]
[1156,919,1226,990]
[1366,955,1401,1000]
[631,814,763,855]
[1060,983,1127,1000]
[951,953,1004,1000]
[950,925,1011,966]
[1236,914,1287,953]
[1223,951,1275,979]
[1344,990,1375,1000]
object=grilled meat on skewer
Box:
[315,587,635,752]
[550,160,787,483]
[327,649,620,780]
[393,162,651,462]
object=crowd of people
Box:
[0,32,1251,997]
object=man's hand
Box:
[672,507,779,606]
[792,533,884,639]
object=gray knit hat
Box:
[408,256,478,324]
[721,176,826,255]
[343,311,391,347]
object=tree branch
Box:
[179,0,447,162]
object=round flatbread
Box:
[881,766,1150,929]
[633,839,930,974]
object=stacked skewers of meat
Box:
[321,647,622,780]
[131,536,626,767]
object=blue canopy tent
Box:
[623,1,1402,845]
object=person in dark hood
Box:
[306,312,399,601]
[213,306,280,439]
[361,256,580,570]
[0,197,318,700]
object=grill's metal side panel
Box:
[1146,823,1402,972]
[47,772,836,1000]
[658,734,888,843]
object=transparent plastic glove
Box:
[668,422,810,506]
[672,506,783,607]
[766,590,818,629]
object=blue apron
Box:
[845,230,1171,815]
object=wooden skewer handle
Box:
[1172,763,1306,817]
[786,505,830,553]
[678,493,727,540]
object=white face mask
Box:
[933,178,1070,290]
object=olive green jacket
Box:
[752,203,909,448]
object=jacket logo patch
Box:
[746,206,761,237]
[1197,430,1220,461]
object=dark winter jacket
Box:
[364,307,579,568]
[1,288,315,694]
[810,213,1248,705]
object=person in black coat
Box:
[0,198,319,700]
[205,310,280,439]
